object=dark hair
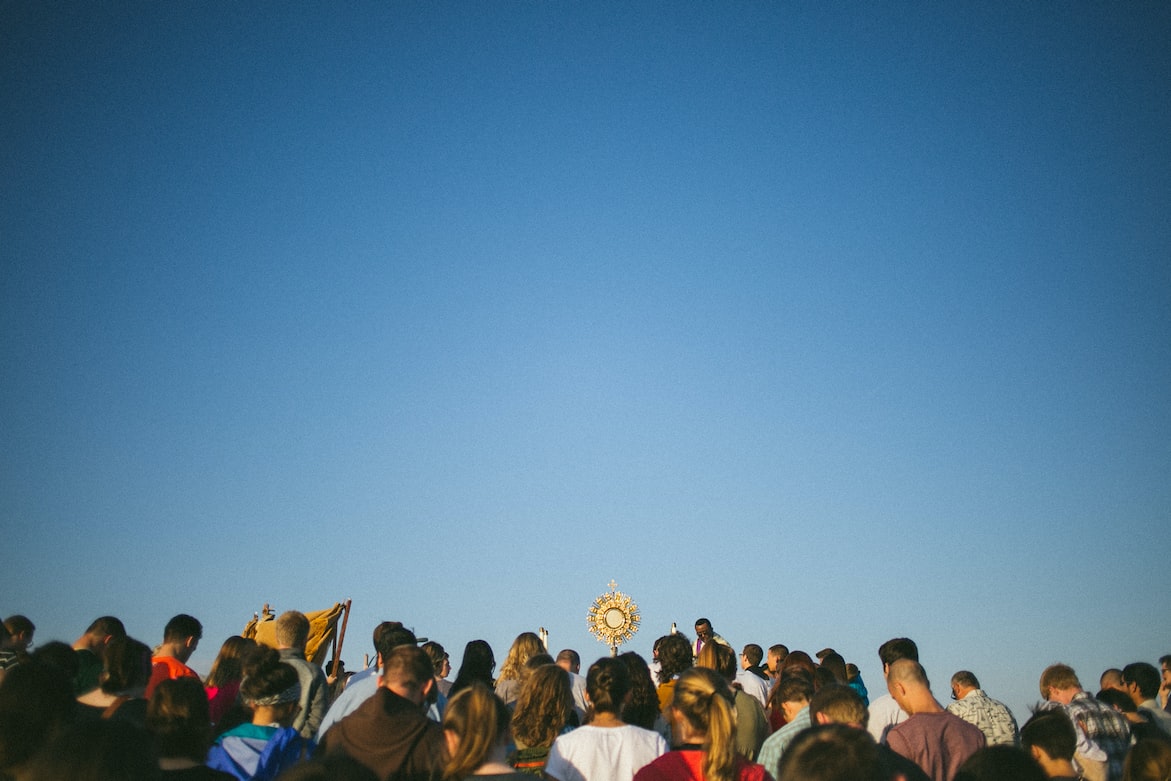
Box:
[1122,662,1161,700]
[450,640,495,697]
[25,718,159,781]
[586,657,631,715]
[206,636,255,689]
[1097,688,1137,713]
[273,754,379,781]
[163,614,202,642]
[0,659,76,771]
[3,615,34,637]
[819,652,847,683]
[877,638,918,667]
[1124,738,1171,781]
[742,644,764,667]
[656,633,693,684]
[776,671,815,704]
[1020,709,1076,762]
[617,652,660,730]
[382,645,434,689]
[421,641,447,670]
[239,645,299,704]
[373,622,417,660]
[32,641,80,681]
[556,649,581,668]
[86,616,127,638]
[100,636,152,694]
[147,677,213,761]
[777,723,886,781]
[953,745,1046,781]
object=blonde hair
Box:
[443,683,511,779]
[671,667,738,781]
[498,632,544,682]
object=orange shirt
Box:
[146,654,201,698]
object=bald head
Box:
[886,659,940,715]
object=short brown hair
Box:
[382,645,434,689]
[274,611,309,649]
[1039,663,1080,700]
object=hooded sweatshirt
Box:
[319,687,445,781]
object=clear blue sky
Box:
[3,2,1169,721]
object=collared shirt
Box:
[735,668,771,709]
[1042,692,1131,781]
[946,688,1019,746]
[757,705,811,781]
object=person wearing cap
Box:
[314,621,422,739]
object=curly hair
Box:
[239,645,299,705]
[510,664,573,749]
[618,652,661,731]
[498,632,544,683]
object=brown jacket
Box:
[319,687,446,781]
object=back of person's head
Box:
[877,638,918,668]
[1124,739,1171,781]
[275,611,310,650]
[163,614,202,643]
[1097,688,1138,713]
[450,640,495,696]
[382,645,434,692]
[845,663,861,681]
[0,658,76,773]
[1101,668,1125,688]
[819,652,847,683]
[952,670,980,690]
[954,745,1047,781]
[556,648,581,669]
[239,645,300,706]
[617,651,661,731]
[1020,709,1076,762]
[273,753,379,781]
[206,635,255,688]
[443,682,510,779]
[672,667,738,781]
[32,641,80,681]
[586,656,632,715]
[777,670,815,704]
[810,683,868,728]
[25,718,159,781]
[742,644,763,667]
[500,632,544,681]
[147,677,213,761]
[1122,662,1161,700]
[86,616,127,640]
[657,633,693,681]
[776,723,886,781]
[3,615,34,640]
[100,636,152,694]
[1039,663,1080,699]
[374,621,418,660]
[769,644,790,662]
[526,653,556,669]
[781,650,817,677]
[887,659,929,689]
[511,664,573,749]
[695,641,737,682]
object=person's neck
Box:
[590,711,626,728]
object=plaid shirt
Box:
[947,689,1019,746]
[1043,692,1132,781]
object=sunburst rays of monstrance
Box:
[587,580,640,656]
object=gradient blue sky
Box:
[3,2,1169,720]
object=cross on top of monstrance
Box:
[587,580,640,656]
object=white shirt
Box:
[866,692,909,744]
[545,724,667,781]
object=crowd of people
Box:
[1,612,1169,781]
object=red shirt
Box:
[146,654,201,699]
[634,749,774,781]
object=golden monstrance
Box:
[587,580,640,656]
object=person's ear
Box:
[814,712,831,725]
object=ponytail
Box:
[673,667,738,781]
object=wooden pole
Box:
[330,599,352,679]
